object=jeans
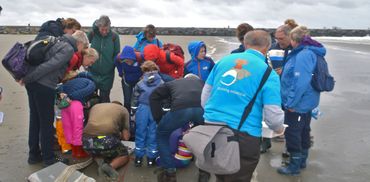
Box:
[135,104,158,159]
[157,107,204,169]
[26,82,56,161]
[284,110,312,153]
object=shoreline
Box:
[1,26,370,37]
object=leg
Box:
[300,112,312,169]
[33,83,56,162]
[122,80,134,114]
[61,107,73,144]
[26,84,42,163]
[146,106,158,160]
[110,155,129,169]
[135,105,149,165]
[277,110,304,175]
[99,89,111,103]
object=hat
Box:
[119,46,136,61]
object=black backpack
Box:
[311,55,335,92]
[26,36,59,66]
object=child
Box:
[185,41,215,81]
[133,24,163,53]
[132,61,164,167]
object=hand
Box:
[17,79,25,86]
[275,68,282,75]
[121,129,130,141]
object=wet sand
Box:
[1,35,370,182]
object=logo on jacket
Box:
[220,59,251,86]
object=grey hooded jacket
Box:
[23,34,77,89]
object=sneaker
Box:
[44,156,69,167]
[147,157,156,167]
[28,155,42,165]
[135,157,143,167]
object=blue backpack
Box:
[311,55,335,92]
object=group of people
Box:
[15,14,326,182]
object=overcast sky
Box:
[1,0,370,29]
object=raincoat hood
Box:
[143,44,160,61]
[188,41,206,60]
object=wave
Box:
[326,45,370,56]
[314,36,370,45]
[215,37,239,45]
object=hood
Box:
[188,41,206,60]
[36,18,64,40]
[136,31,145,42]
[143,44,160,61]
[143,71,162,86]
[92,20,112,37]
[301,36,326,57]
[120,46,137,62]
[61,34,78,52]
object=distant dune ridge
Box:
[1,26,370,37]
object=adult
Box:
[18,34,77,166]
[133,24,163,53]
[88,15,121,102]
[230,23,254,54]
[150,74,205,182]
[83,102,130,179]
[278,26,325,176]
[202,30,285,181]
[36,18,81,40]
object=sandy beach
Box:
[1,34,370,182]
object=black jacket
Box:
[149,77,204,122]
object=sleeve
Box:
[201,83,212,108]
[169,53,184,67]
[23,44,74,84]
[158,39,163,48]
[113,33,121,60]
[263,105,284,132]
[262,71,281,105]
[119,107,130,131]
[149,83,171,122]
[115,56,124,77]
[285,51,317,109]
[133,41,140,51]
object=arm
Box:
[149,83,171,122]
[115,56,124,77]
[285,51,317,109]
[263,105,285,133]
[131,83,141,108]
[113,33,121,61]
[120,107,130,140]
[23,43,73,84]
[201,83,212,108]
[169,53,185,67]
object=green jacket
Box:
[88,22,120,91]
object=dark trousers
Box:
[26,82,56,161]
[216,131,260,182]
[284,110,312,153]
[121,79,135,114]
[99,89,111,103]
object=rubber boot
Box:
[277,152,302,176]
[72,145,89,158]
[300,149,309,169]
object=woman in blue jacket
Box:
[185,41,215,81]
[278,26,325,176]
[133,24,163,53]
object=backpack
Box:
[2,42,30,80]
[163,43,185,64]
[311,55,335,92]
[26,36,58,66]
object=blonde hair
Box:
[82,48,99,60]
[141,61,159,72]
[290,26,310,44]
[72,30,89,48]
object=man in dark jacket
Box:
[231,23,254,54]
[35,18,81,40]
[149,74,205,182]
[19,34,77,166]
